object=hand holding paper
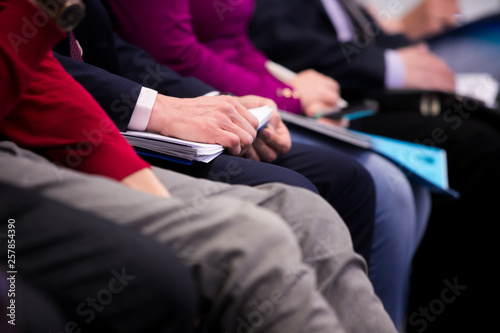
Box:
[123,105,274,163]
[147,94,259,156]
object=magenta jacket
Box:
[107,0,302,113]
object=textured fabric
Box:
[249,0,388,100]
[0,0,148,180]
[68,31,83,62]
[0,52,149,180]
[287,124,431,330]
[0,182,197,333]
[350,111,500,332]
[106,0,303,113]
[0,142,397,333]
[0,0,65,117]
[146,142,376,264]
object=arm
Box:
[249,0,387,97]
[113,33,215,98]
[0,0,65,119]
[54,53,259,156]
[368,0,461,40]
[106,0,302,113]
[54,52,141,131]
[1,51,149,181]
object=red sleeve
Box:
[0,51,149,181]
[0,0,66,119]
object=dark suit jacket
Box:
[249,0,411,100]
[53,0,214,131]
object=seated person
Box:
[53,0,378,265]
[0,0,397,332]
[368,0,500,81]
[105,0,431,328]
[248,0,500,330]
[0,182,197,333]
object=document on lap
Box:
[121,105,273,163]
[279,111,460,199]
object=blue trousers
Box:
[287,126,431,331]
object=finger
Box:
[218,97,259,135]
[214,130,241,156]
[320,89,341,107]
[243,146,261,161]
[252,137,278,163]
[230,97,260,130]
[259,126,291,154]
[228,116,258,147]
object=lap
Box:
[0,181,196,333]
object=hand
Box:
[397,43,455,92]
[147,95,259,156]
[234,95,291,162]
[287,69,341,117]
[401,0,460,40]
[121,168,171,198]
[244,108,292,162]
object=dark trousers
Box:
[0,182,197,333]
[351,111,500,331]
[144,141,376,263]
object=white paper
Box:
[121,106,273,163]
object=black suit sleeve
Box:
[113,33,215,98]
[249,0,388,98]
[53,51,141,132]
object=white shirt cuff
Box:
[384,49,406,89]
[127,87,158,131]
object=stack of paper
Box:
[122,105,273,163]
[279,111,459,198]
[122,132,225,163]
[455,73,499,109]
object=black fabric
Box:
[250,0,393,100]
[351,112,500,331]
[0,182,197,333]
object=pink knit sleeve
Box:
[107,0,302,113]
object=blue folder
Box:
[280,111,459,198]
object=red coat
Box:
[0,0,148,180]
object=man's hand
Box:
[235,95,292,163]
[121,167,171,198]
[398,43,455,92]
[287,69,341,117]
[401,0,460,40]
[147,95,259,156]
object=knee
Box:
[366,155,418,243]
